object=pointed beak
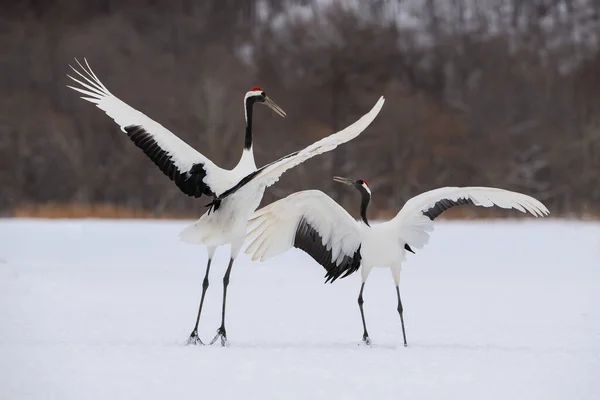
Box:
[263,96,286,118]
[333,176,354,186]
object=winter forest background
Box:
[2,0,600,218]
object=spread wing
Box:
[217,96,385,200]
[391,186,550,250]
[246,190,363,283]
[67,58,230,197]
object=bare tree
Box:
[2,0,600,217]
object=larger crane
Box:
[67,59,385,346]
[245,177,549,346]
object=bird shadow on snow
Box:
[206,341,399,350]
[187,341,575,353]
[158,338,396,350]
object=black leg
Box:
[396,285,408,347]
[210,257,234,346]
[187,258,212,345]
[358,282,371,345]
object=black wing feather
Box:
[293,217,361,284]
[124,125,215,198]
[422,197,475,220]
[216,150,300,200]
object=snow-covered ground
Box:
[0,218,598,399]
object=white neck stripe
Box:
[362,183,371,196]
[244,90,263,122]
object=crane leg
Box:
[187,257,212,345]
[210,257,235,347]
[358,282,371,345]
[395,285,408,347]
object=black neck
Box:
[359,190,371,227]
[244,97,256,150]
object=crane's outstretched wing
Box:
[246,190,362,283]
[67,58,228,198]
[216,96,385,201]
[391,186,550,250]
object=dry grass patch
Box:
[12,203,193,219]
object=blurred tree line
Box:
[1,0,600,218]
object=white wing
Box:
[67,58,228,198]
[218,96,385,200]
[391,186,550,250]
[246,190,362,283]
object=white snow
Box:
[1,218,599,399]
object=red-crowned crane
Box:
[66,59,385,346]
[245,177,550,346]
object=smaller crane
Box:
[245,177,549,346]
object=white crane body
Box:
[357,222,407,278]
[246,179,550,346]
[180,178,265,254]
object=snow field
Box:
[0,219,598,399]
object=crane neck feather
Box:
[237,146,256,170]
[244,96,256,150]
[359,188,371,226]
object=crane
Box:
[245,177,550,346]
[66,59,385,346]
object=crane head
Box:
[334,176,372,226]
[245,87,286,118]
[333,176,371,197]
